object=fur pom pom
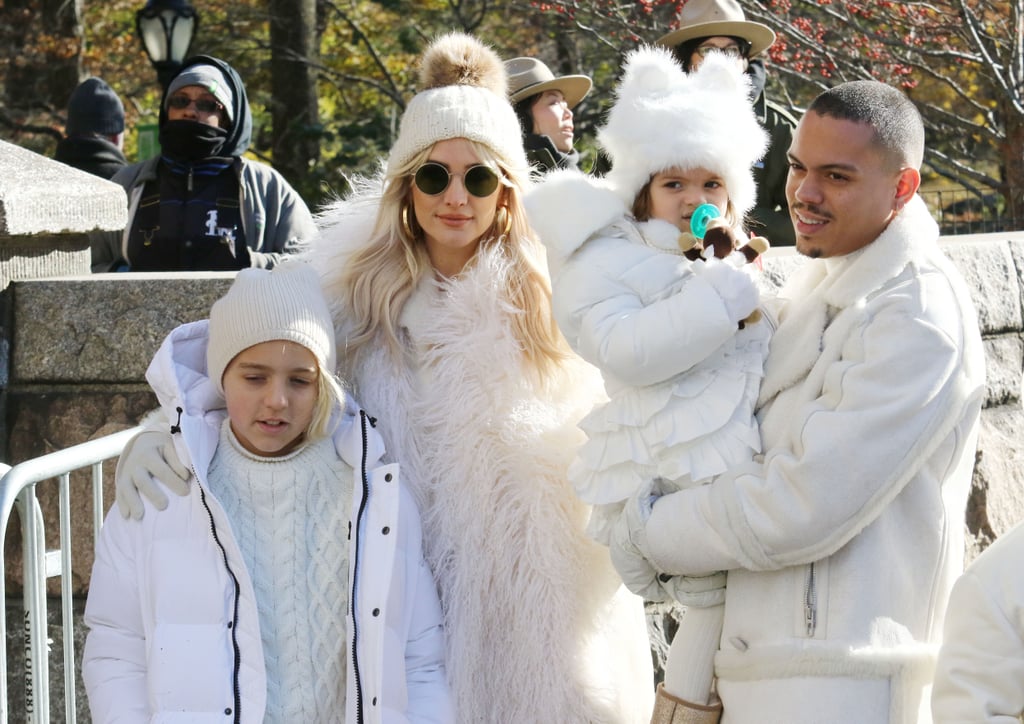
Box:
[418,32,507,98]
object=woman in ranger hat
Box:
[656,0,798,246]
[506,56,592,173]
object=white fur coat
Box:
[306,191,653,723]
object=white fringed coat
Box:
[308,193,653,724]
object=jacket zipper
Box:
[198,480,243,723]
[804,562,817,637]
[187,166,194,192]
[350,410,373,724]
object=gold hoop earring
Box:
[495,206,512,237]
[401,202,419,240]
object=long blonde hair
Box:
[339,140,567,380]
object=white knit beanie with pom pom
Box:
[599,45,769,216]
[386,32,528,176]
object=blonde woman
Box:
[115,32,653,723]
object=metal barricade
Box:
[0,426,142,724]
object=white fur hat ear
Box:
[690,50,747,95]
[599,45,768,217]
[618,45,679,98]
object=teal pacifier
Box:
[690,203,721,240]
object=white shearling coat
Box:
[932,518,1024,721]
[307,188,654,724]
[641,196,985,723]
[82,320,452,724]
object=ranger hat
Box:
[656,0,776,59]
[505,57,592,109]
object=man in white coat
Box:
[611,80,986,723]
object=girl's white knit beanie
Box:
[385,32,528,176]
[207,262,336,394]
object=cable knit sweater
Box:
[208,421,350,721]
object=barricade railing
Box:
[0,426,142,724]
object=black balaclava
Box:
[157,55,253,162]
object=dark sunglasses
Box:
[167,94,224,114]
[413,162,501,198]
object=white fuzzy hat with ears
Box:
[599,45,768,216]
[386,32,529,176]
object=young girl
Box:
[82,263,452,723]
[526,47,772,723]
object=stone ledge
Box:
[12,272,235,384]
[0,139,126,236]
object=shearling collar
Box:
[758,195,938,407]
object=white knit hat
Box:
[599,45,768,216]
[207,263,336,394]
[386,32,528,176]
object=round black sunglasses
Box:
[413,162,500,198]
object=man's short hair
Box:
[808,80,925,170]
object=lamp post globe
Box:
[136,0,199,91]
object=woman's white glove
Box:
[115,429,191,520]
[697,257,759,326]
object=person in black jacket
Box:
[54,77,128,180]
[506,57,592,174]
[658,0,798,245]
[90,56,315,272]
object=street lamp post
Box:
[136,0,199,91]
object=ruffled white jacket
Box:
[82,320,452,724]
[307,188,654,723]
[525,170,771,541]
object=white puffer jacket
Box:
[82,320,452,724]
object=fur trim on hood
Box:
[524,168,629,277]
